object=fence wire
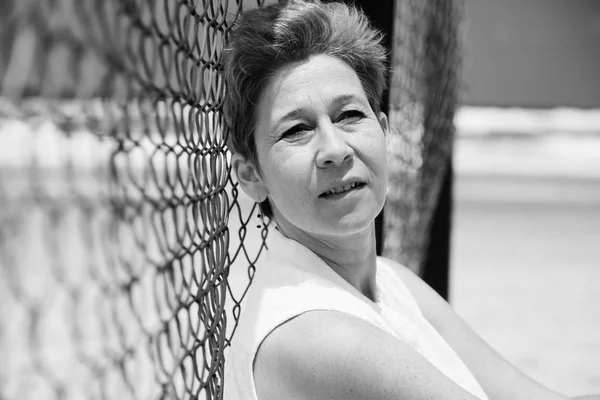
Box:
[384,0,463,272]
[0,0,461,399]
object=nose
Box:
[315,122,354,168]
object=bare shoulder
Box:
[379,256,452,329]
[378,256,433,295]
[253,309,480,400]
[379,256,430,288]
[379,257,569,400]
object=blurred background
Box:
[0,0,598,398]
[451,0,600,396]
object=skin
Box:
[233,54,388,300]
[232,54,598,400]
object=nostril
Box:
[317,144,354,168]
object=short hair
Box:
[223,0,388,217]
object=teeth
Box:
[326,182,358,195]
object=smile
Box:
[320,182,365,197]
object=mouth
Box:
[319,182,366,198]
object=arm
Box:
[390,260,568,400]
[253,310,484,400]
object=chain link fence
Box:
[384,0,462,272]
[0,0,461,398]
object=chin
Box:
[273,195,385,238]
[318,208,380,237]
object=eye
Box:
[336,110,365,123]
[281,124,311,139]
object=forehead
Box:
[257,54,369,123]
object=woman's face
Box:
[236,54,388,238]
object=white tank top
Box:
[224,229,489,400]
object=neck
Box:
[275,221,379,302]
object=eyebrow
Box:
[273,93,368,132]
[331,93,367,107]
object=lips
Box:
[319,181,366,197]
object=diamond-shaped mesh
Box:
[0,0,461,398]
[384,0,462,272]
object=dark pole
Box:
[348,0,395,256]
[422,161,453,300]
[350,0,453,300]
[419,0,460,301]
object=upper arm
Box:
[253,310,482,400]
[388,260,567,400]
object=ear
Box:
[377,111,389,136]
[231,153,269,202]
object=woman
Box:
[222,1,599,399]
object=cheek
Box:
[265,152,312,196]
[362,134,387,169]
